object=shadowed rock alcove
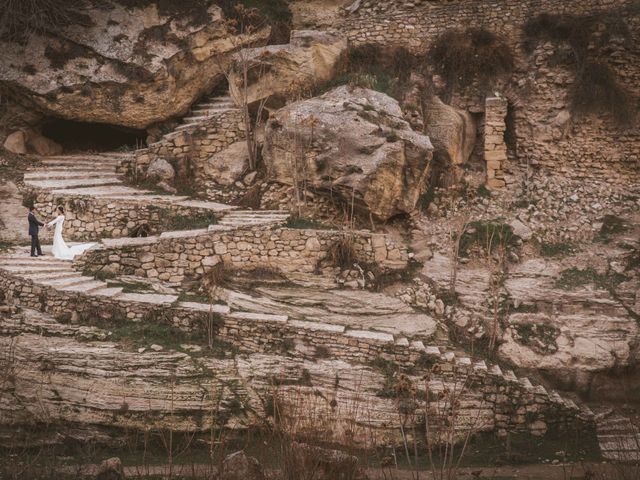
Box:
[41,119,147,152]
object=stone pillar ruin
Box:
[484,96,508,189]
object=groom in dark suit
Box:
[28,206,44,257]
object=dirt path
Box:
[52,462,636,479]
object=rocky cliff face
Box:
[0,1,268,129]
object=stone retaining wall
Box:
[338,0,639,183]
[484,96,508,189]
[124,109,244,183]
[76,226,409,283]
[31,190,221,242]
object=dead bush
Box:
[326,236,357,269]
[0,0,92,42]
[201,262,230,294]
[571,61,635,126]
[428,28,513,94]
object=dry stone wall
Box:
[126,109,245,184]
[338,0,639,183]
[31,191,220,241]
[484,96,509,189]
[76,226,409,283]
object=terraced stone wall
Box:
[0,271,590,441]
[31,191,221,242]
[76,226,409,282]
[124,109,244,183]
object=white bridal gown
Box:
[47,214,96,260]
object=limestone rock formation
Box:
[146,158,175,182]
[0,1,269,129]
[2,131,27,154]
[423,96,476,168]
[3,128,62,156]
[96,457,126,480]
[228,30,347,108]
[263,86,433,220]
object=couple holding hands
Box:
[27,205,95,260]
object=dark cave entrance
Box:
[40,119,147,152]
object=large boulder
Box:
[228,30,347,108]
[422,96,476,168]
[2,130,27,154]
[0,2,269,129]
[146,158,175,182]
[95,457,125,480]
[263,86,433,220]
[203,141,249,186]
[220,451,265,480]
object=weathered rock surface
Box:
[263,86,433,220]
[220,451,265,480]
[96,457,126,480]
[228,30,347,108]
[2,130,27,154]
[203,141,249,186]
[0,1,268,129]
[146,157,175,182]
[423,96,475,168]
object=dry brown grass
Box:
[428,28,513,94]
[325,236,357,270]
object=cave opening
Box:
[40,118,147,152]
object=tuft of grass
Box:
[554,267,627,291]
[538,241,575,258]
[458,220,516,258]
[285,217,333,230]
[326,236,357,269]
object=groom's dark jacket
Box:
[28,212,44,236]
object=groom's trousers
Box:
[30,234,43,256]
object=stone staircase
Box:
[174,95,236,133]
[595,408,640,461]
[24,152,289,236]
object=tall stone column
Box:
[484,96,508,189]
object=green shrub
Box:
[458,220,516,258]
[0,0,92,42]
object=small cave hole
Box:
[40,118,147,152]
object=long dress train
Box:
[47,215,96,260]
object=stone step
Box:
[191,107,234,115]
[21,271,80,281]
[519,377,534,390]
[410,340,425,351]
[36,276,91,287]
[40,158,123,167]
[91,287,124,298]
[181,115,215,123]
[1,265,73,274]
[503,369,518,382]
[174,200,237,211]
[424,345,440,356]
[455,356,472,366]
[178,302,232,315]
[59,280,107,293]
[489,365,503,376]
[0,257,71,266]
[117,292,178,305]
[49,186,153,197]
[24,170,115,180]
[25,177,122,189]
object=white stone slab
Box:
[288,319,345,332]
[344,329,394,343]
[117,293,178,304]
[178,302,231,314]
[230,311,288,323]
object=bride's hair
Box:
[57,206,64,214]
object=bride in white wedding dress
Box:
[47,206,96,260]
